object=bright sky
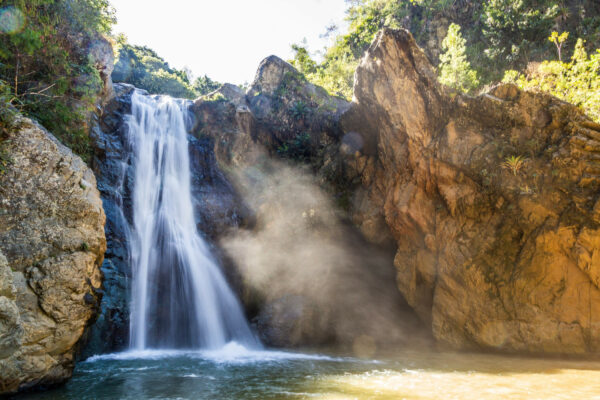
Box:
[109,0,349,85]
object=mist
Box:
[220,152,430,356]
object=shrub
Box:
[503,38,600,122]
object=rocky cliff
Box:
[343,28,600,354]
[192,53,427,351]
[189,29,600,355]
[0,116,106,393]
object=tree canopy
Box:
[289,0,600,100]
[112,36,222,99]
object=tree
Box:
[482,0,559,69]
[193,75,221,96]
[438,23,479,93]
[289,43,317,76]
[549,31,569,61]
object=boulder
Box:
[0,116,106,393]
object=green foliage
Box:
[290,101,308,120]
[548,31,569,61]
[193,74,221,96]
[0,0,115,162]
[503,39,600,122]
[481,0,559,71]
[0,80,18,129]
[0,80,15,174]
[289,41,357,100]
[290,0,599,98]
[288,0,473,99]
[289,44,317,75]
[438,23,479,93]
[204,92,226,102]
[113,37,222,99]
[113,38,195,99]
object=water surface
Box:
[18,343,600,400]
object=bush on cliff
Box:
[503,38,600,122]
[112,36,195,99]
[0,0,115,162]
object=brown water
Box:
[16,344,600,400]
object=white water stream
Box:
[126,91,257,350]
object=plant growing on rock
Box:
[290,101,308,120]
[276,132,313,162]
[502,155,525,176]
[204,92,226,102]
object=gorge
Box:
[2,15,600,400]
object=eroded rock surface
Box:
[343,28,600,353]
[0,117,106,393]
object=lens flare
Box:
[0,6,25,34]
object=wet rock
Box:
[190,57,422,350]
[253,295,332,348]
[86,84,251,354]
[84,83,136,356]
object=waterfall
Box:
[126,90,257,350]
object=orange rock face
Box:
[343,28,600,354]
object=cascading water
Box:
[126,90,257,350]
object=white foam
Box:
[200,341,341,363]
[85,341,344,364]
